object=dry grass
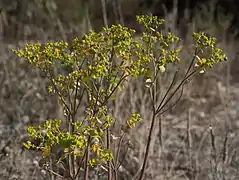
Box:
[1,1,239,180]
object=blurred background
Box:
[1,0,239,179]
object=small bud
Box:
[150,27,156,32]
[96,118,102,124]
[195,63,199,68]
[92,137,100,144]
[209,125,213,130]
[199,69,205,74]
[195,55,201,61]
[145,78,152,88]
[64,110,68,116]
[195,55,201,68]
[159,65,165,73]
[111,134,120,140]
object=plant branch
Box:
[48,77,72,118]
[156,70,196,114]
[139,112,156,180]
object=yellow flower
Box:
[54,48,60,57]
[92,144,99,153]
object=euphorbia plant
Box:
[13,15,227,180]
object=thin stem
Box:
[116,145,129,170]
[73,79,80,120]
[139,112,156,180]
[83,137,90,180]
[186,49,198,76]
[158,114,163,149]
[49,78,72,118]
[158,114,166,178]
[155,50,197,114]
[114,132,125,180]
[107,128,112,180]
[74,146,87,179]
[101,74,128,107]
[156,70,196,114]
[46,168,66,179]
[155,70,179,113]
[157,81,184,116]
[75,88,86,112]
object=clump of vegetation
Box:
[13,15,227,180]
